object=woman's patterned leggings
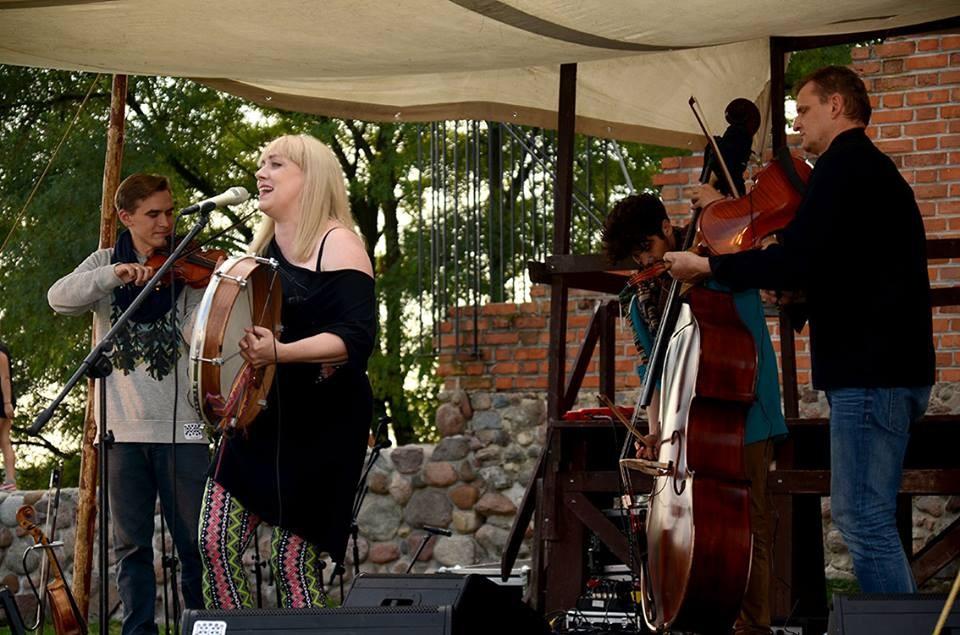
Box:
[198,478,327,609]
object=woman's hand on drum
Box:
[239,325,282,367]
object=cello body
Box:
[641,286,757,633]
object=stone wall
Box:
[351,389,545,580]
[0,389,547,623]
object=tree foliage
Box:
[0,65,680,485]
[785,45,855,94]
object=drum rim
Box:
[189,255,281,428]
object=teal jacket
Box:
[625,279,787,445]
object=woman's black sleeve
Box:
[322,272,377,366]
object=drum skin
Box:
[189,256,281,430]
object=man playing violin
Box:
[48,173,208,634]
[666,65,935,594]
[603,192,787,635]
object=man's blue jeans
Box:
[827,386,930,593]
[108,443,209,635]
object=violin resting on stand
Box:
[17,505,87,635]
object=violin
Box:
[626,149,809,288]
[145,242,226,288]
[697,149,812,255]
[17,505,87,635]
[626,261,669,289]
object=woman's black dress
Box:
[212,235,375,562]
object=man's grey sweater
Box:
[48,248,208,444]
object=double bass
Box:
[630,98,811,633]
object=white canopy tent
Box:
[1,0,957,146]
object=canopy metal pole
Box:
[73,73,127,621]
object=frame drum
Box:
[189,255,281,430]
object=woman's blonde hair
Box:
[249,134,357,261]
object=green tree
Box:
[0,65,689,479]
[785,45,855,93]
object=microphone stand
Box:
[405,526,451,574]
[30,208,213,635]
[330,416,392,598]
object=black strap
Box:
[316,227,343,271]
[776,146,807,196]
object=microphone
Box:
[180,186,250,215]
[421,525,452,537]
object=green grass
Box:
[826,578,861,606]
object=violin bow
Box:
[689,96,741,198]
[34,462,62,633]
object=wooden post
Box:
[73,73,127,620]
[767,39,828,628]
[545,63,577,422]
[534,62,576,612]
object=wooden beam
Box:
[931,287,960,308]
[768,469,960,495]
[560,470,628,493]
[771,16,960,53]
[912,516,960,586]
[927,238,960,260]
[560,302,602,413]
[540,241,960,274]
[74,73,126,621]
[542,254,634,273]
[564,492,631,566]
[501,426,553,580]
[598,300,617,401]
[528,264,625,294]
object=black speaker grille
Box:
[187,605,446,617]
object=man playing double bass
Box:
[667,65,935,594]
[603,192,786,635]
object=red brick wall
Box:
[856,34,960,383]
[437,285,645,393]
[439,33,960,390]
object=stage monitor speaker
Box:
[344,573,547,635]
[181,605,452,634]
[828,593,959,635]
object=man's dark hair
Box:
[797,65,872,126]
[601,193,668,264]
[114,173,170,213]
